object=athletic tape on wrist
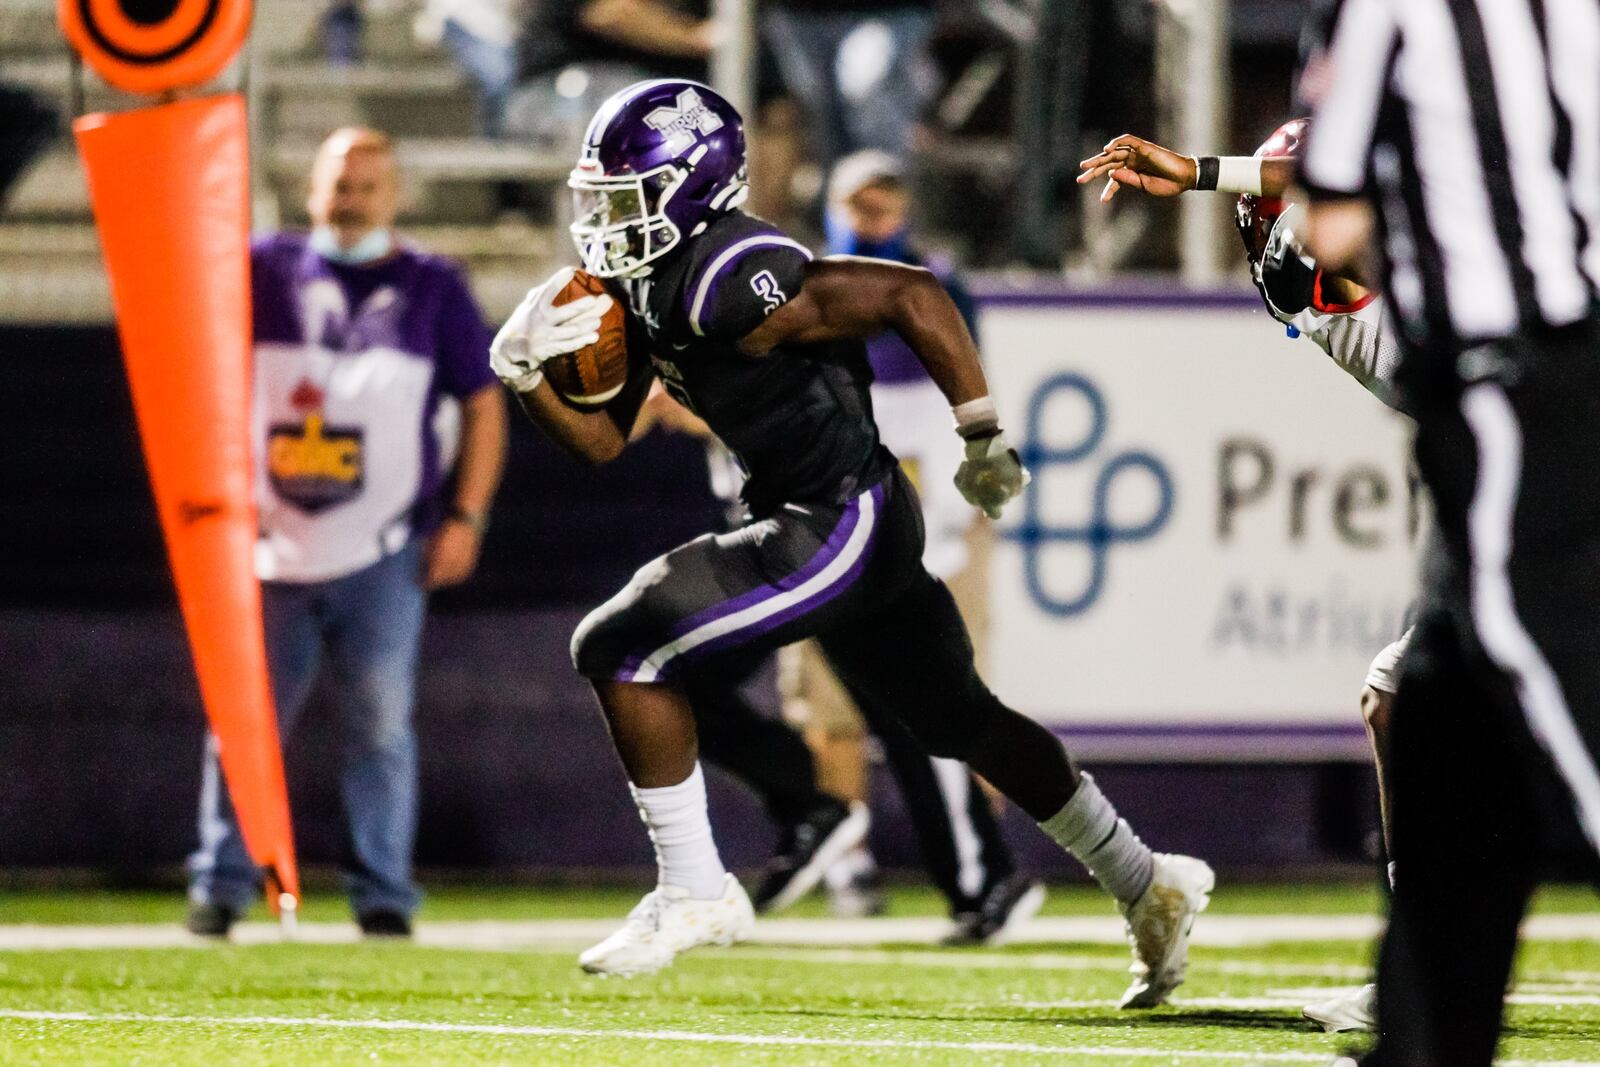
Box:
[1194,156,1220,192]
[952,396,1000,439]
[1214,156,1264,196]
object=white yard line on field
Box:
[0,1008,1594,1066]
[0,925,1358,979]
[7,920,1600,993]
[403,915,1399,948]
[727,946,1373,981]
[3,912,1598,954]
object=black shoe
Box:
[752,800,870,914]
[358,910,414,939]
[941,874,1046,946]
[185,901,240,939]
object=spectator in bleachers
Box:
[415,0,521,137]
[761,0,937,187]
[323,0,366,65]
[185,128,508,940]
[502,0,716,151]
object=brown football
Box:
[545,269,629,407]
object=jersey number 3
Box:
[750,270,786,315]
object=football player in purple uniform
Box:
[490,79,1214,998]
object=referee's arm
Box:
[1297,0,1398,274]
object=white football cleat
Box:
[1304,983,1376,1033]
[1118,852,1215,1008]
[578,874,755,977]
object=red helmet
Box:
[1235,118,1309,265]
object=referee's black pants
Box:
[1367,318,1600,1067]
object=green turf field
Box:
[1,884,1597,1065]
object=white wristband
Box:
[1215,156,1264,196]
[952,396,1000,439]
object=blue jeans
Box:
[188,541,427,918]
[761,8,936,175]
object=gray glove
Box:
[954,433,1031,520]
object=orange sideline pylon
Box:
[75,94,300,913]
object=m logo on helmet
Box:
[644,89,725,139]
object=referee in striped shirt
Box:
[1298,0,1600,1062]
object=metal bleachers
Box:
[0,0,567,324]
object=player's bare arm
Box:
[739,256,989,406]
[1076,134,1294,203]
[511,376,642,465]
[578,0,718,59]
[491,266,645,465]
[741,256,1026,520]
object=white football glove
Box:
[954,433,1031,520]
[490,266,615,393]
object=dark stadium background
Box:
[0,322,1383,880]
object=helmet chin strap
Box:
[689,182,749,238]
[708,182,748,213]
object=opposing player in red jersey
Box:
[1078,121,1414,1033]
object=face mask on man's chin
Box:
[310,224,394,265]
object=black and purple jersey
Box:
[616,211,897,517]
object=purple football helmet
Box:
[569,79,749,278]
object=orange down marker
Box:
[75,94,301,917]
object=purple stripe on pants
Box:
[615,482,885,681]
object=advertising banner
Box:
[980,292,1421,759]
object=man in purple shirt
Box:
[186,128,507,939]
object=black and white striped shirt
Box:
[1298,0,1600,357]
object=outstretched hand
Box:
[1077,135,1197,203]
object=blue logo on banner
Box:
[1007,374,1175,617]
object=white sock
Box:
[629,763,727,899]
[1038,772,1155,906]
[1388,861,1397,890]
[824,843,876,891]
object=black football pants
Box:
[574,465,1070,825]
[589,466,1023,912]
